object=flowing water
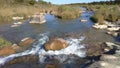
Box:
[0,32,86,67]
[0,10,93,43]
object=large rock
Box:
[86,42,114,56]
[29,13,46,24]
[44,38,68,51]
[19,37,34,47]
[0,46,15,56]
[86,44,104,56]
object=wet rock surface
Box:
[0,37,34,57]
[0,46,15,56]
[1,54,89,68]
[17,37,35,52]
[2,55,39,68]
[44,38,68,51]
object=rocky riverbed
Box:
[0,8,120,68]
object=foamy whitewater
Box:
[0,33,86,67]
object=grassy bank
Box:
[87,5,120,24]
[0,5,54,23]
[0,0,81,24]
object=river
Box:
[0,8,115,68]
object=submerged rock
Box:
[2,55,39,68]
[6,55,39,65]
[44,38,68,51]
[80,19,87,23]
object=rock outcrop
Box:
[85,42,115,57]
[88,42,120,68]
[29,13,46,24]
[44,38,68,51]
[0,46,15,56]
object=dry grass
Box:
[89,5,120,23]
[0,5,41,23]
[0,4,56,24]
[55,5,80,20]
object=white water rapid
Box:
[0,33,86,67]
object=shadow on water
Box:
[114,36,120,42]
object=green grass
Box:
[0,37,12,46]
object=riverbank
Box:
[0,1,81,24]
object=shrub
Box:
[56,5,80,20]
[90,12,104,24]
[90,15,98,23]
[14,0,24,3]
[28,0,36,5]
[109,13,118,22]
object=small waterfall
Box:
[0,32,86,67]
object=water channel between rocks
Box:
[0,9,115,68]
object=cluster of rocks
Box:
[88,42,120,68]
[93,21,120,37]
[0,37,34,57]
[11,16,24,28]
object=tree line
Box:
[0,0,51,5]
[88,0,120,5]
